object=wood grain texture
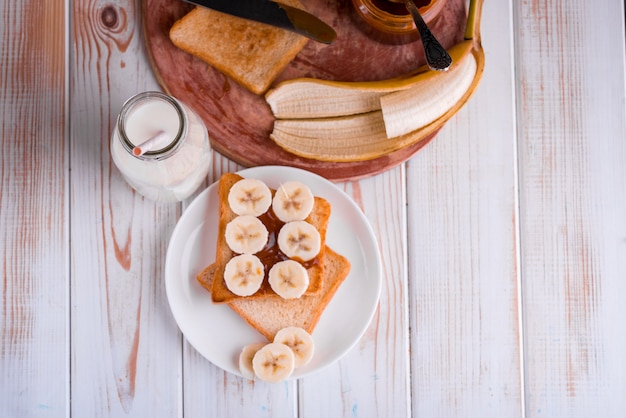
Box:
[406,1,524,416]
[69,0,182,416]
[3,0,626,415]
[0,1,68,417]
[182,346,299,417]
[515,1,626,416]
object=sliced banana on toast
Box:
[225,215,269,255]
[268,259,310,299]
[228,178,273,217]
[272,181,315,222]
[223,254,265,296]
[277,220,321,262]
[209,173,329,303]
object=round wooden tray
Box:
[143,0,468,181]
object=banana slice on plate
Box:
[272,181,315,222]
[268,259,310,299]
[239,342,266,380]
[273,326,315,368]
[277,221,321,262]
[225,215,269,254]
[252,343,296,383]
[228,178,272,217]
[223,254,265,296]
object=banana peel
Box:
[266,41,473,119]
[265,0,485,163]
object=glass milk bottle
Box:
[111,91,212,202]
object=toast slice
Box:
[210,173,330,303]
[197,246,351,341]
[169,3,309,95]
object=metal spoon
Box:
[389,0,452,71]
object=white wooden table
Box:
[2,0,625,416]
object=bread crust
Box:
[197,246,351,341]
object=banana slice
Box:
[252,343,295,383]
[239,342,266,380]
[223,254,265,296]
[225,215,269,254]
[268,260,310,299]
[277,221,321,262]
[273,327,315,368]
[272,181,315,222]
[228,178,272,217]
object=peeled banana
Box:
[271,112,392,162]
[381,50,478,138]
[265,0,485,163]
[265,41,473,119]
[267,83,396,119]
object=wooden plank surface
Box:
[2,0,626,416]
[69,1,183,416]
[0,1,68,417]
[407,1,523,416]
[515,1,626,416]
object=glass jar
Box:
[351,0,446,44]
[110,91,212,202]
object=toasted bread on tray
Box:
[169,2,309,95]
[197,246,351,340]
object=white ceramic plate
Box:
[165,166,382,379]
